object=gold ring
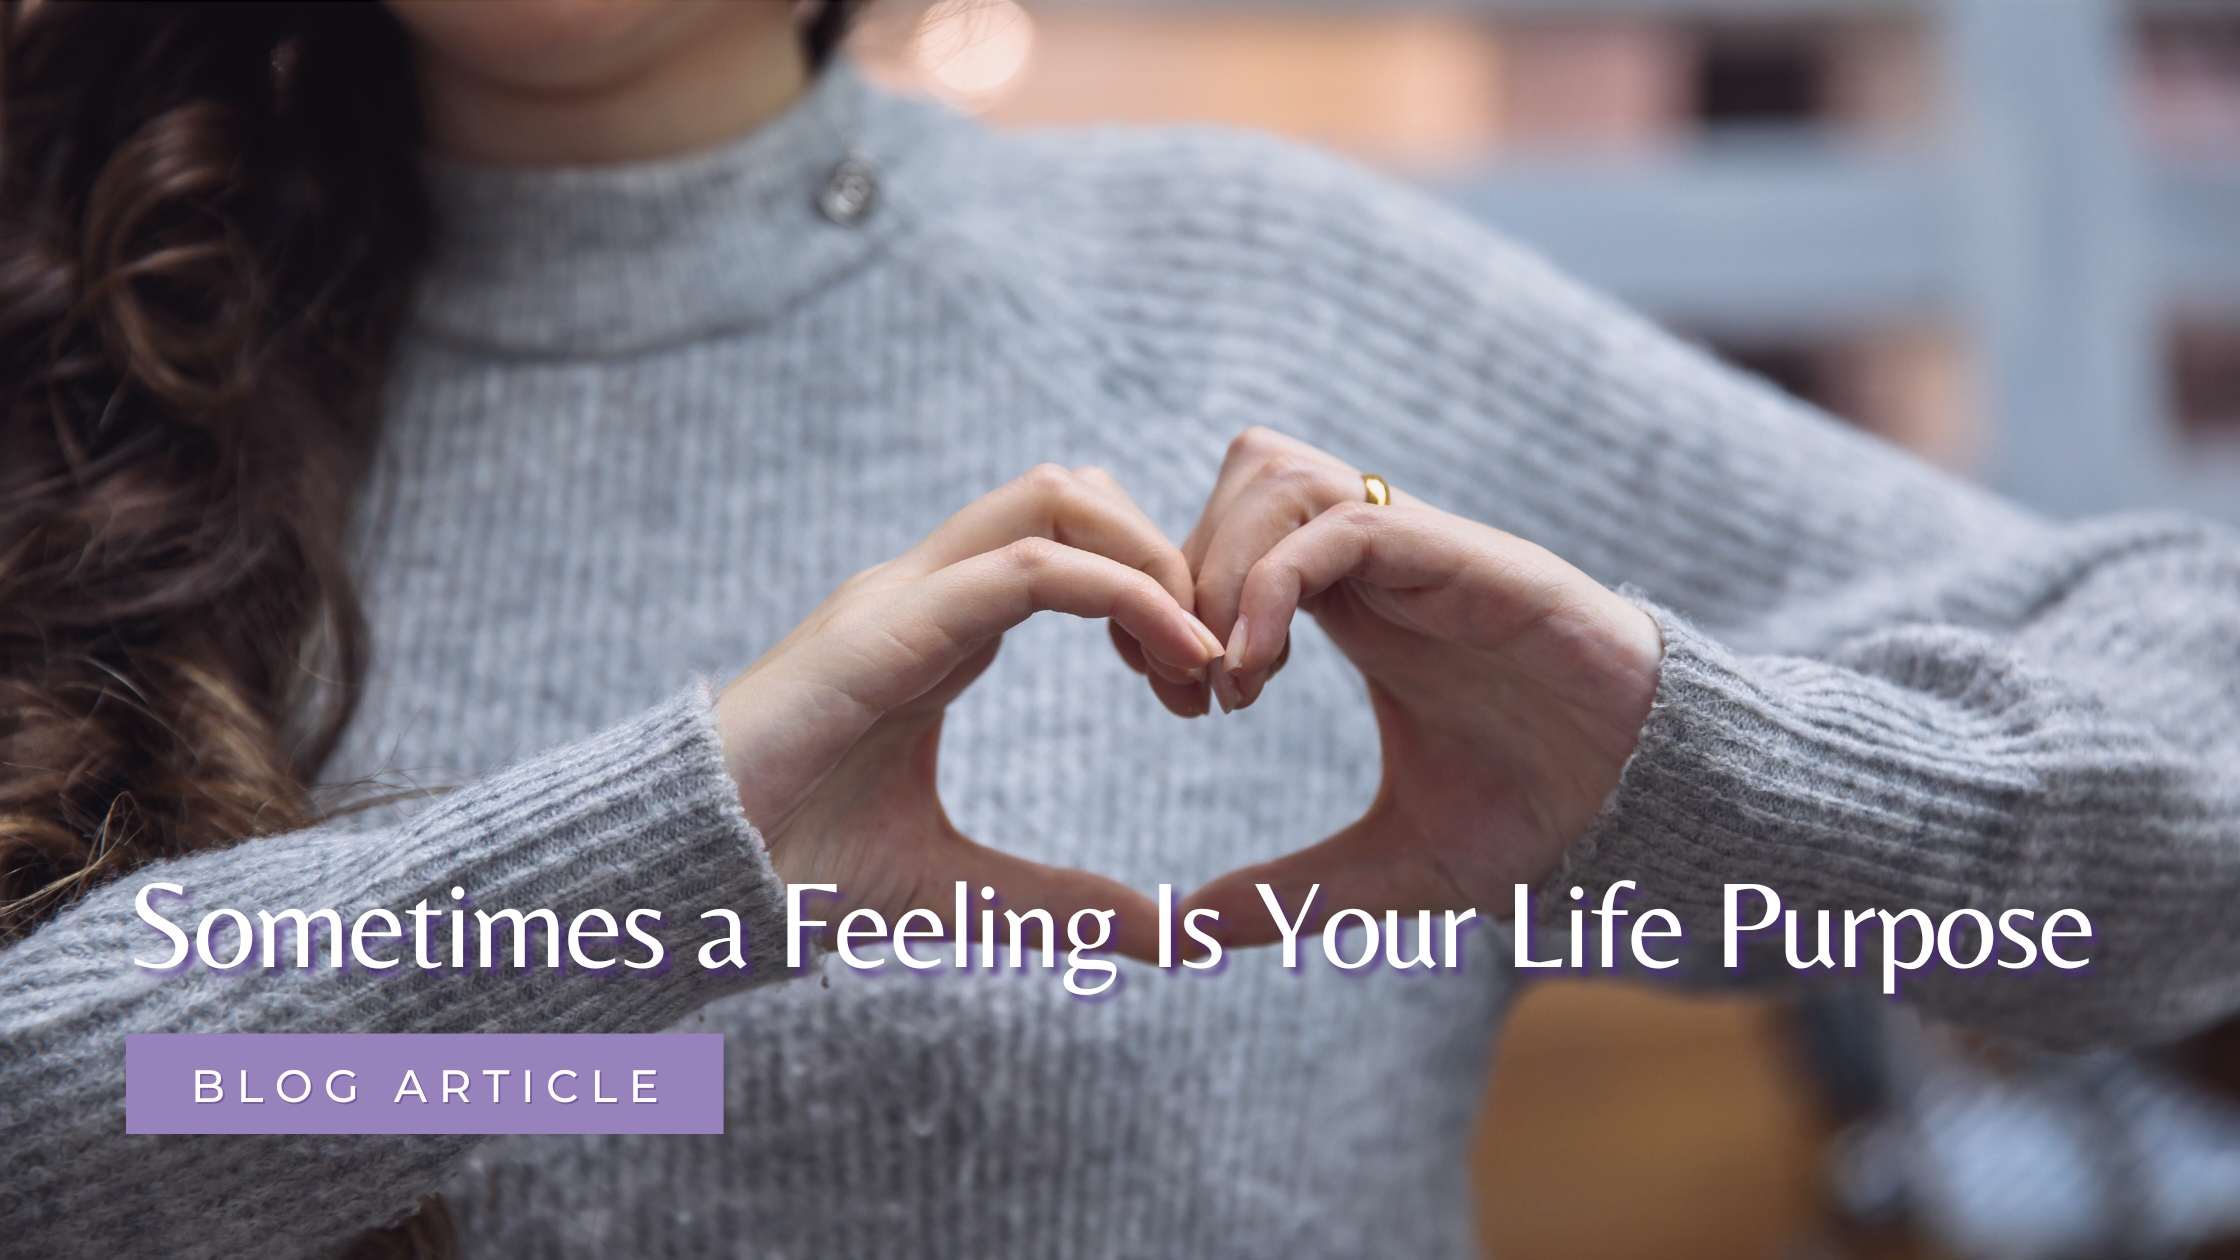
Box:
[1361,474,1392,506]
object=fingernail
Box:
[1224,615,1251,675]
[1184,665,1205,682]
[1186,614,1224,660]
[1211,661,1239,713]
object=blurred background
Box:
[844,2,2240,1257]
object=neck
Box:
[412,5,811,168]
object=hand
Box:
[1175,429,1664,943]
[714,465,1224,962]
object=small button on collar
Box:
[818,154,878,225]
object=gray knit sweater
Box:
[6,63,2239,1260]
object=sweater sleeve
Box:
[1301,155,2240,1051]
[0,683,796,1260]
[1556,539,2240,1051]
[1030,129,2240,1051]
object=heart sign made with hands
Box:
[714,439,1663,964]
[714,464,1226,963]
[1157,428,1664,949]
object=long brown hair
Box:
[0,0,423,937]
[0,2,852,1255]
[0,1,434,1248]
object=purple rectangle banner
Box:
[126,1033,724,1135]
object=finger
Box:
[895,464,1199,615]
[1190,462,1365,645]
[1066,463,1195,602]
[837,539,1217,712]
[1231,633,1290,708]
[1109,622,1211,716]
[1147,671,1210,718]
[1180,427,1357,582]
[1109,619,1150,675]
[917,837,1165,965]
[930,539,1216,669]
[1176,820,1474,951]
[1203,488,1370,715]
[1109,620,1204,688]
[1227,503,1491,684]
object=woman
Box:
[4,3,2236,1257]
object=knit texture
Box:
[6,62,2239,1258]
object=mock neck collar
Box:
[412,61,945,358]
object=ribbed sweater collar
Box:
[412,61,940,358]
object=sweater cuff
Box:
[378,681,796,1030]
[1544,602,1867,980]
